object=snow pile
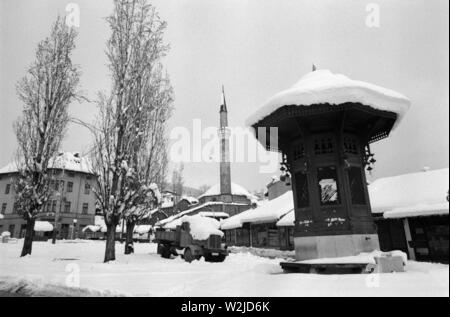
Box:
[230,246,295,260]
[34,221,53,232]
[134,225,152,234]
[82,225,100,233]
[299,250,408,266]
[276,209,295,227]
[0,240,448,296]
[198,182,257,201]
[1,231,11,237]
[369,168,449,218]
[0,277,121,297]
[0,213,4,219]
[181,215,224,240]
[246,69,411,129]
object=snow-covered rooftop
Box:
[369,168,449,219]
[276,209,295,227]
[198,182,256,200]
[221,191,293,229]
[240,191,294,224]
[157,201,249,228]
[245,69,411,129]
[180,196,199,205]
[0,152,93,175]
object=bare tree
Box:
[91,0,172,262]
[13,16,81,257]
[122,78,172,254]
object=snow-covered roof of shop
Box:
[198,211,229,218]
[276,209,295,227]
[369,168,449,218]
[240,191,294,224]
[161,201,174,209]
[245,69,411,129]
[156,201,249,228]
[0,152,93,175]
[180,196,199,205]
[220,211,249,230]
[221,191,293,229]
[198,182,256,200]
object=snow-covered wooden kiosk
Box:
[246,69,410,266]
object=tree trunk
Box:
[124,220,135,255]
[104,224,116,262]
[20,217,36,257]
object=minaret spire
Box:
[220,85,227,113]
[219,85,232,198]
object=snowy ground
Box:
[0,240,448,297]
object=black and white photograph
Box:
[0,0,448,299]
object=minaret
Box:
[219,86,232,200]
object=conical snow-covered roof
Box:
[246,69,411,129]
[198,182,256,200]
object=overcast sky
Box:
[0,0,448,193]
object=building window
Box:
[12,202,18,214]
[294,172,309,208]
[317,166,340,205]
[51,200,57,213]
[60,180,65,192]
[84,183,91,195]
[64,201,71,213]
[50,180,59,191]
[348,167,366,205]
[1,203,6,214]
[82,203,89,215]
[314,137,334,155]
[67,182,73,193]
[5,184,11,195]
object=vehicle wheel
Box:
[184,248,198,263]
[161,244,171,259]
[184,248,193,262]
[214,254,226,262]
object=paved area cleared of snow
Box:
[0,240,448,296]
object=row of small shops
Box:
[220,168,449,263]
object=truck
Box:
[154,220,229,263]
